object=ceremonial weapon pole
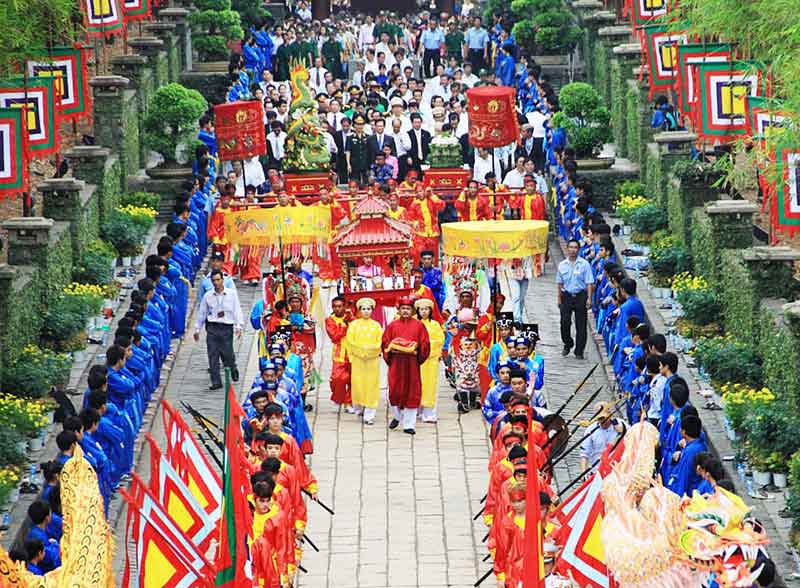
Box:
[541,384,604,452]
[551,362,598,419]
[557,427,627,498]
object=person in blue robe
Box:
[611,278,645,352]
[25,501,60,572]
[482,370,513,424]
[666,415,707,497]
[197,115,217,156]
[86,389,129,486]
[420,251,445,309]
[80,409,114,515]
[106,345,142,432]
[659,382,690,481]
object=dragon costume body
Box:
[284,61,330,172]
[600,422,769,588]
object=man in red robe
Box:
[207,186,235,275]
[381,296,431,435]
[455,180,493,221]
[509,175,547,220]
[314,187,350,284]
[405,188,445,263]
[410,268,443,323]
[325,295,352,408]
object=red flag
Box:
[215,381,253,587]
[121,473,215,588]
[147,433,219,554]
[161,400,222,518]
[522,413,545,588]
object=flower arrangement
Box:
[671,272,708,294]
[63,282,105,316]
[115,204,157,232]
[120,191,161,211]
[693,336,763,388]
[615,194,649,224]
[2,345,71,398]
[720,382,775,431]
[0,395,51,438]
[0,466,21,507]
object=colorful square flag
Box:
[641,25,689,99]
[0,108,28,197]
[0,77,60,156]
[26,46,91,121]
[694,61,767,143]
[630,0,670,26]
[122,0,151,24]
[83,0,125,37]
[675,43,731,116]
[772,147,800,234]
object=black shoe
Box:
[403,428,416,435]
[304,403,313,412]
[389,418,400,430]
[457,402,470,414]
[209,383,223,390]
[231,368,240,382]
[470,392,481,410]
[561,346,571,356]
[574,352,585,360]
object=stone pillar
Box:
[610,43,642,158]
[144,22,179,82]
[128,37,168,90]
[159,8,191,73]
[39,178,98,258]
[110,54,151,170]
[65,146,120,224]
[584,11,617,84]
[741,246,800,300]
[89,75,140,181]
[650,131,696,208]
[596,26,632,105]
[706,200,758,251]
[2,217,55,267]
[573,0,603,22]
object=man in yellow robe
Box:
[415,298,445,423]
[343,297,383,425]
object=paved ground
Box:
[112,240,611,586]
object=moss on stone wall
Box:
[719,250,758,340]
[610,61,626,158]
[625,82,641,165]
[759,307,800,407]
[690,208,717,286]
[594,43,609,105]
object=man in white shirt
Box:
[269,25,283,57]
[394,49,413,75]
[267,121,286,168]
[296,1,312,23]
[258,69,275,94]
[358,16,375,50]
[194,269,245,389]
[352,60,366,89]
[461,62,479,87]
[308,57,328,96]
[472,148,503,183]
[389,117,411,157]
[326,99,346,131]
[503,155,527,188]
[364,49,380,76]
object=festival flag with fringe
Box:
[0,76,61,156]
[83,0,126,37]
[146,433,220,554]
[161,399,222,519]
[0,107,28,197]
[550,441,625,588]
[675,43,732,117]
[640,25,689,100]
[26,45,92,121]
[693,60,769,143]
[216,378,254,588]
[121,473,216,588]
[122,0,152,23]
[627,0,670,26]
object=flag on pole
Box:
[161,399,222,518]
[640,25,689,100]
[82,0,126,37]
[674,43,732,117]
[122,0,152,24]
[522,411,545,588]
[215,377,253,587]
[0,107,28,198]
[629,0,670,26]
[26,45,92,121]
[550,442,625,588]
[121,473,216,588]
[0,76,61,156]
[147,433,220,554]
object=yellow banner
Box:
[441,220,549,259]
[223,205,331,246]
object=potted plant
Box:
[114,205,157,263]
[553,82,612,161]
[73,239,117,286]
[743,400,800,489]
[63,282,105,328]
[511,0,581,60]
[143,83,209,170]
[188,0,243,63]
[102,210,149,264]
[629,203,667,242]
[40,295,89,354]
[720,382,774,438]
[0,395,51,452]
[0,466,21,511]
[767,452,789,488]
[120,191,161,212]
[648,232,692,293]
[2,345,71,399]
[693,338,764,388]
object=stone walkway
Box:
[112,240,612,586]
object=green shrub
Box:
[231,0,270,29]
[0,430,26,468]
[557,82,612,157]
[2,345,71,398]
[143,83,208,165]
[693,336,763,387]
[192,35,230,62]
[72,239,116,285]
[41,295,89,351]
[629,203,667,234]
[649,232,692,284]
[677,288,721,326]
[671,158,725,185]
[742,400,800,470]
[616,180,646,198]
[484,0,512,21]
[120,191,161,211]
[188,0,242,62]
[102,211,148,257]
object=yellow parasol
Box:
[441,220,549,259]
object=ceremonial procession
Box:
[1,0,800,586]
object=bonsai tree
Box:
[143,83,208,166]
[554,82,612,158]
[188,0,243,62]
[511,0,582,56]
[232,0,271,31]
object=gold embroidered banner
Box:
[224,205,331,246]
[442,220,549,259]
